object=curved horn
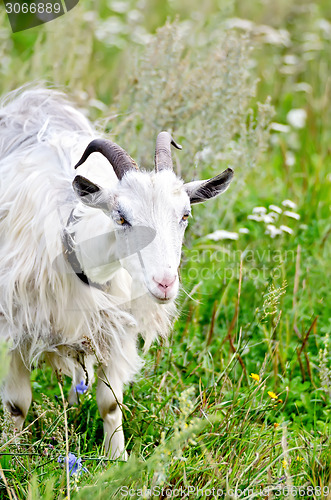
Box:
[74,138,138,180]
[154,131,182,172]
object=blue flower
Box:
[57,453,88,476]
[75,380,88,394]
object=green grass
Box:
[0,0,330,498]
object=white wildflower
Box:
[110,1,129,14]
[267,212,279,222]
[253,206,267,214]
[285,151,296,166]
[283,54,300,65]
[270,122,290,133]
[95,17,128,45]
[131,27,152,45]
[265,225,282,238]
[225,18,255,31]
[248,214,263,222]
[293,82,312,93]
[88,99,108,112]
[239,227,250,234]
[206,230,239,241]
[263,214,276,223]
[287,108,307,129]
[280,225,294,234]
[128,9,142,23]
[269,205,282,214]
[302,35,324,53]
[271,29,290,47]
[284,211,300,220]
[317,19,331,39]
[256,26,291,47]
[282,199,297,209]
[83,11,96,22]
[225,19,290,46]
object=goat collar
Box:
[62,209,105,291]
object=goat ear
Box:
[72,175,112,212]
[184,168,234,204]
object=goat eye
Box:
[116,216,126,225]
[114,209,131,227]
[181,213,190,222]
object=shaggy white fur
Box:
[0,85,233,458]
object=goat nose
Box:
[153,275,176,292]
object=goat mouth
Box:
[148,289,173,304]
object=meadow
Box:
[0,0,330,498]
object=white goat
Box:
[0,87,233,458]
